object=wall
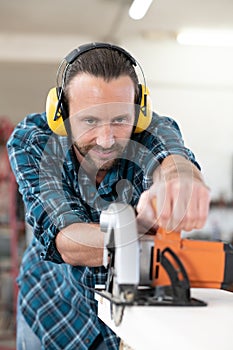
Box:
[124,38,233,200]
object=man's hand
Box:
[137,155,210,233]
[136,190,158,235]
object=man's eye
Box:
[85,118,96,125]
[113,117,127,124]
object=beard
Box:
[73,141,126,171]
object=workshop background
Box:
[0,0,233,349]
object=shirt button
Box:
[94,268,99,274]
[84,338,90,344]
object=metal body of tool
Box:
[99,203,233,326]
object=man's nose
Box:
[96,124,115,148]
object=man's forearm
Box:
[153,154,205,183]
[55,223,104,267]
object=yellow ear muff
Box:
[46,87,68,136]
[134,84,152,133]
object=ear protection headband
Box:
[46,42,152,136]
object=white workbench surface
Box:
[96,288,233,350]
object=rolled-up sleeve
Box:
[7,114,91,263]
[152,115,199,165]
[138,113,200,175]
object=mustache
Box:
[92,145,123,152]
[74,142,123,153]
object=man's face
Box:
[68,73,135,172]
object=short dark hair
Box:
[63,47,139,104]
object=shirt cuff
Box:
[42,238,64,264]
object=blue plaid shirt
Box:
[7,112,199,350]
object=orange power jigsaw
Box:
[98,203,233,326]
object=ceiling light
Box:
[177,30,233,47]
[129,0,153,20]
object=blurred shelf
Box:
[0,124,25,349]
